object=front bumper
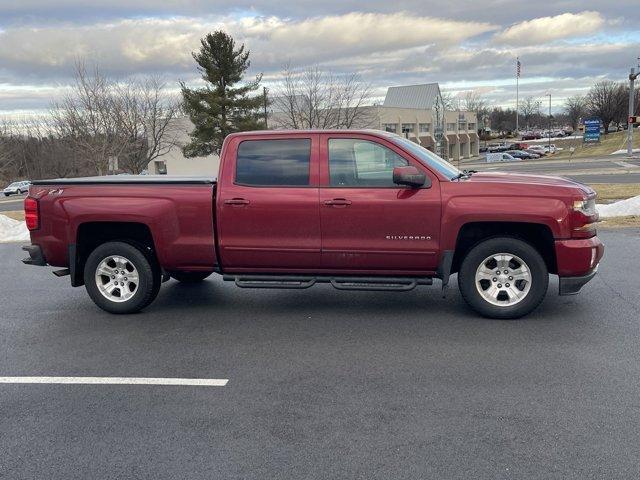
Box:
[22,244,47,266]
[555,236,604,296]
[559,267,598,295]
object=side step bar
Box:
[223,275,432,292]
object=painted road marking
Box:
[0,376,228,386]
[613,161,640,169]
[0,198,25,205]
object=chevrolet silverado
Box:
[22,130,604,318]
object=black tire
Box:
[458,237,548,319]
[169,271,212,283]
[84,241,161,314]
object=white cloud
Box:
[238,12,495,64]
[0,13,496,77]
[0,6,636,116]
[493,11,605,45]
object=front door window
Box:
[328,138,407,187]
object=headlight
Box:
[573,198,596,216]
[571,196,598,238]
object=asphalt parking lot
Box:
[1,228,639,479]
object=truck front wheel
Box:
[84,241,161,314]
[457,237,548,319]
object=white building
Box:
[365,83,479,161]
[148,117,219,176]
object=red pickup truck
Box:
[22,129,603,318]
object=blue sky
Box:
[0,1,638,117]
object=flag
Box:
[516,58,521,78]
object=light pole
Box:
[547,94,552,152]
[628,67,638,157]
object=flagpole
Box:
[515,56,519,134]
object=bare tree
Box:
[563,95,586,131]
[113,77,181,174]
[51,61,180,175]
[271,65,374,130]
[0,118,84,182]
[440,91,456,110]
[463,90,489,128]
[586,80,626,134]
[0,119,16,180]
[50,62,125,175]
[519,96,541,130]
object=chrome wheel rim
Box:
[95,255,139,303]
[475,253,532,307]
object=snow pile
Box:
[596,195,640,218]
[0,214,30,242]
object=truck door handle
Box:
[224,198,250,206]
[324,198,352,207]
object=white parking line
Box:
[0,376,228,386]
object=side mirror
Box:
[393,166,429,188]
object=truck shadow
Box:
[147,275,570,325]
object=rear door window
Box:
[236,139,311,186]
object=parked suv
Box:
[3,180,30,196]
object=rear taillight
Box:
[24,197,39,231]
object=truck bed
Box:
[27,177,218,275]
[31,175,217,185]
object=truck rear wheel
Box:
[169,271,212,283]
[84,241,160,314]
[457,237,548,319]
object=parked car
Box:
[487,143,509,153]
[521,132,541,140]
[543,144,563,154]
[523,149,542,159]
[505,150,536,160]
[486,152,521,162]
[3,180,30,196]
[22,129,604,319]
[527,145,547,156]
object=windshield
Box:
[7,182,20,188]
[390,136,462,180]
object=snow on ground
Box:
[597,195,640,218]
[0,214,30,242]
[610,148,640,155]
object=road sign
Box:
[583,118,601,143]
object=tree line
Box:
[0,30,372,182]
[464,81,640,137]
[0,62,181,181]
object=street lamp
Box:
[546,94,552,152]
[628,67,639,157]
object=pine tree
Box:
[181,31,265,157]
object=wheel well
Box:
[452,222,557,274]
[73,222,157,286]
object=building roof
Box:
[383,83,441,110]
